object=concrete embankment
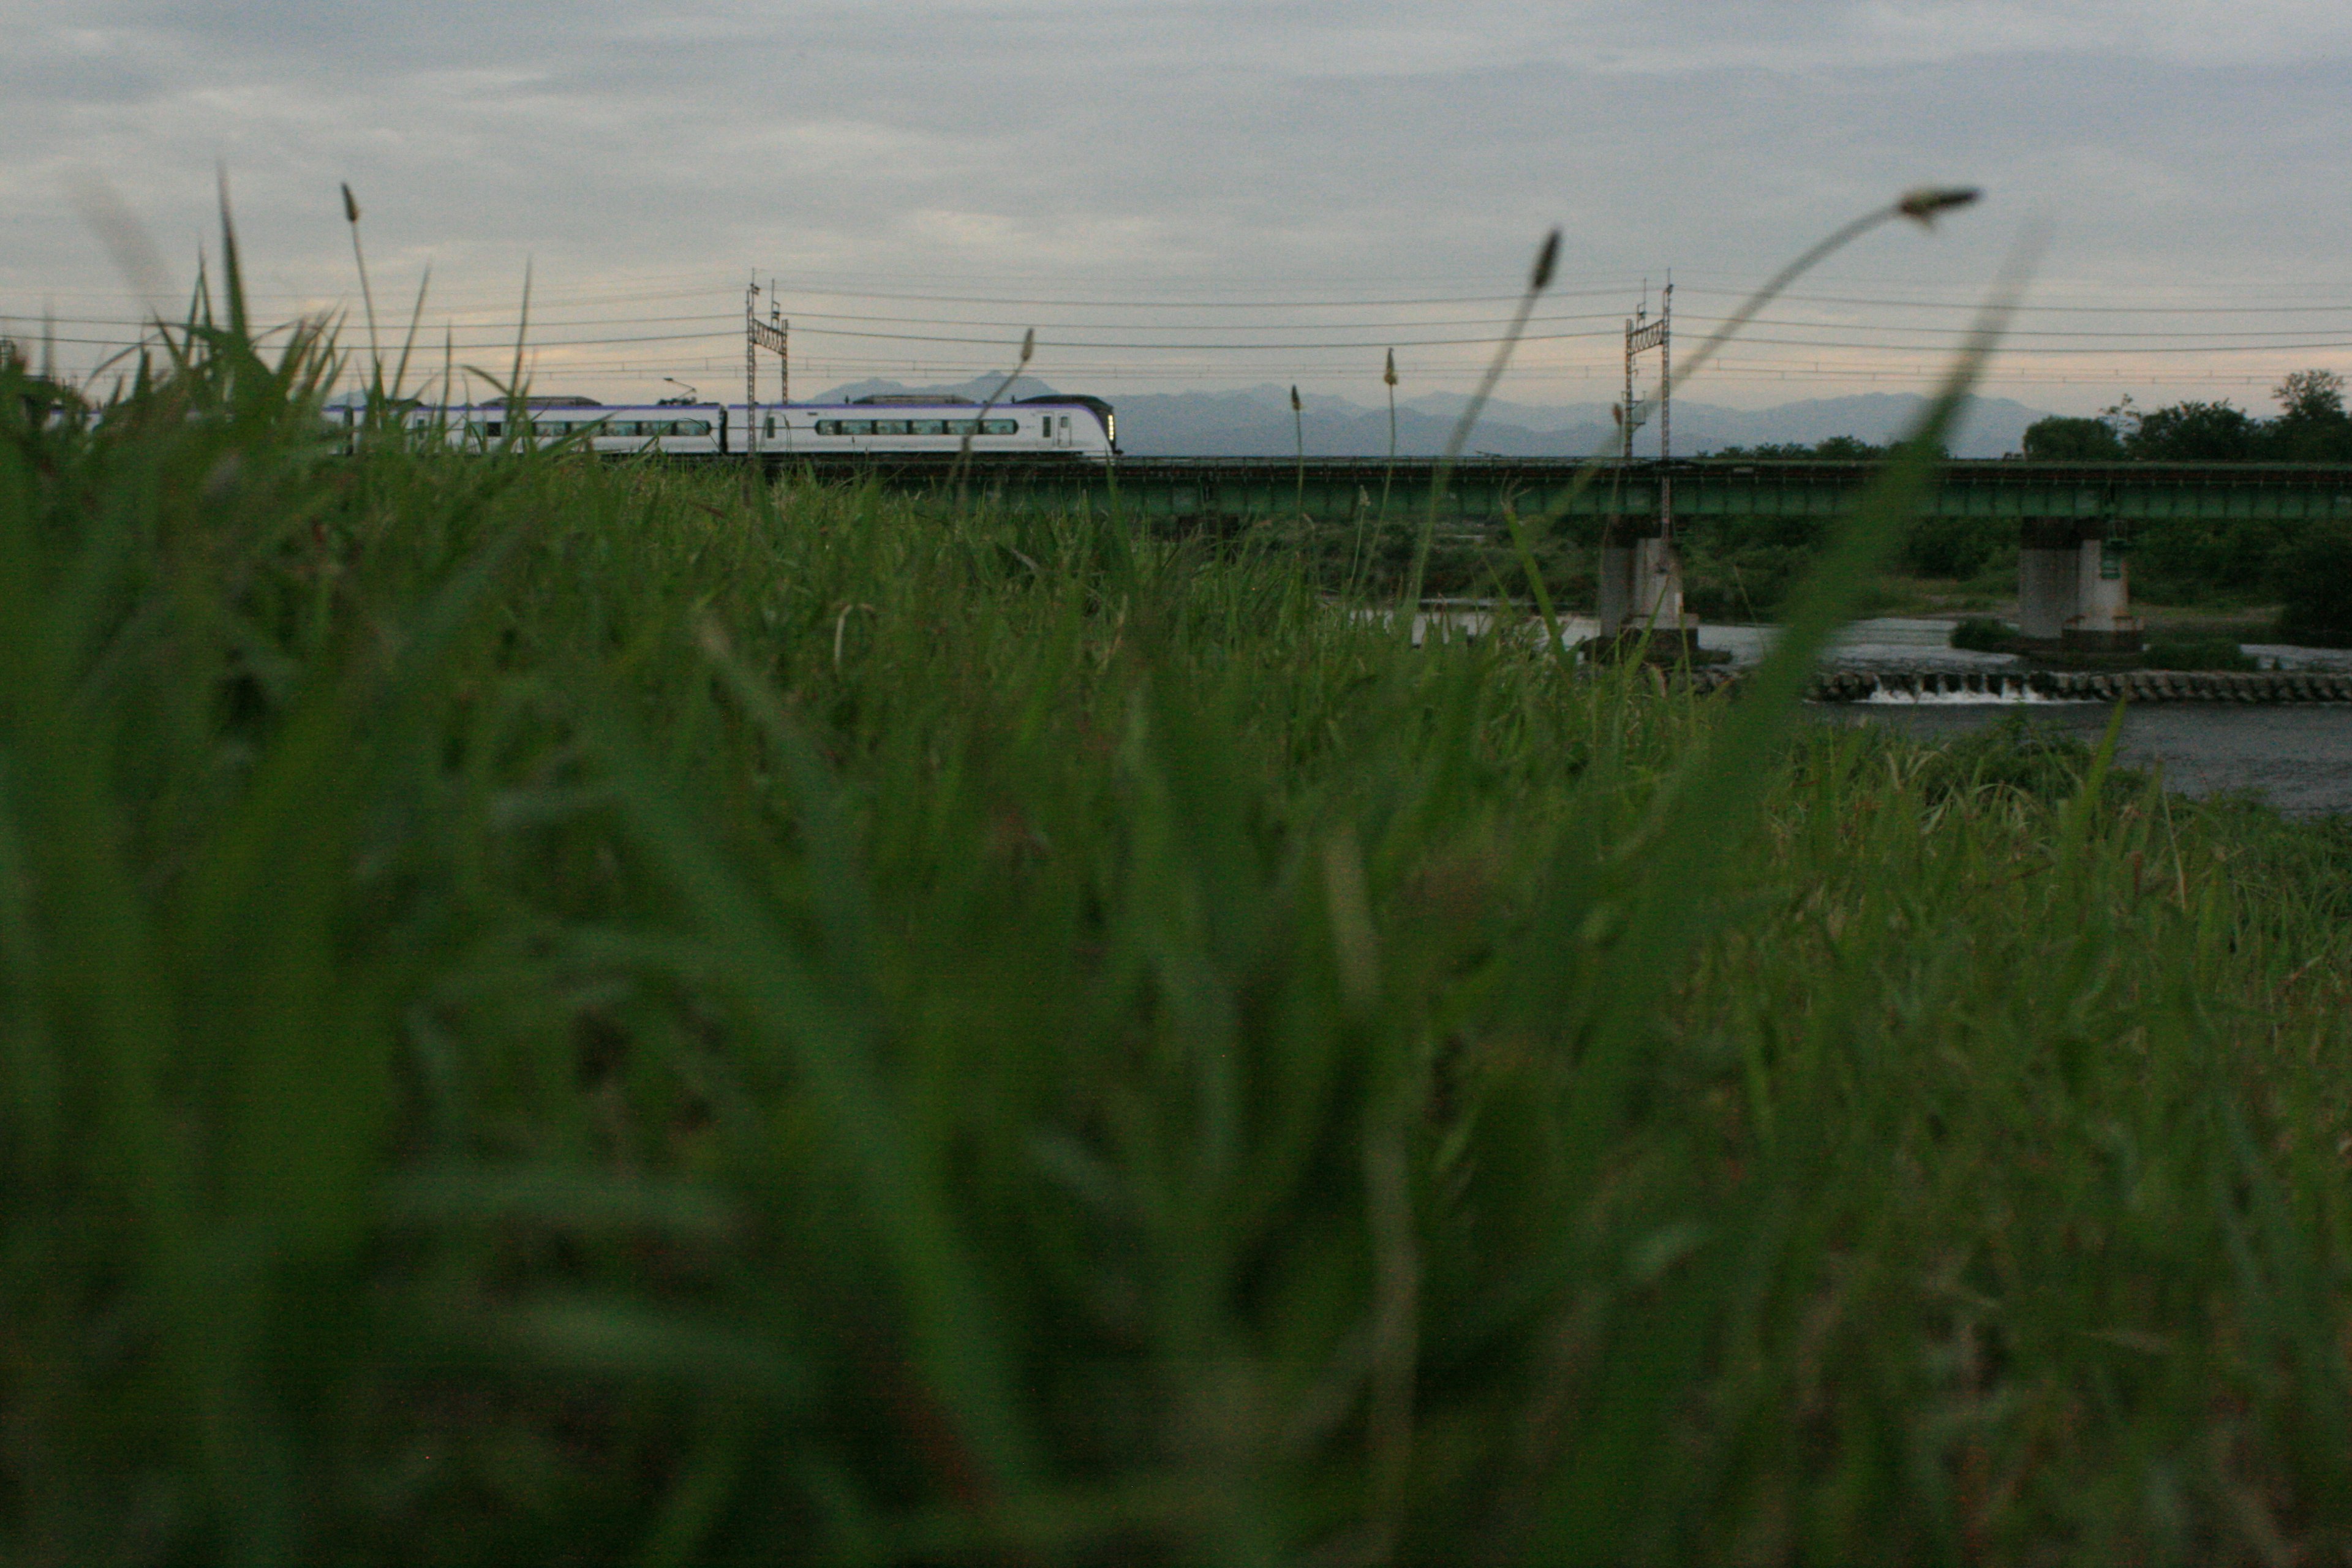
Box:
[1685,667,2352,703]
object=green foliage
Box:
[7,299,2352,1567]
[2125,399,2261,461]
[1897,511,2010,581]
[1949,616,2014,651]
[2273,518,2352,645]
[2142,636,2259,672]
[2021,415,2124,461]
[1707,434,1896,460]
[2104,373,2352,464]
[2275,368,2346,422]
[2268,370,2352,461]
[2120,512,2302,607]
[1894,714,2141,804]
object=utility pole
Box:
[771,282,788,407]
[745,276,760,462]
[1658,278,1673,546]
[746,276,788,461]
[1599,279,1689,652]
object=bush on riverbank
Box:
[2143,636,2260,671]
[1950,615,2015,651]
[7,311,2352,1566]
[2274,518,2352,646]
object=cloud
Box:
[2,0,2348,412]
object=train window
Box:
[873,420,910,436]
[911,420,944,435]
[765,416,776,438]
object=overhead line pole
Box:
[1600,280,1691,654]
[746,276,789,461]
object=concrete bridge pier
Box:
[1597,524,1696,654]
[2016,518,2141,653]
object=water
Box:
[1823,704,2352,818]
[1703,617,2022,671]
[1392,609,2352,817]
[1769,620,2352,818]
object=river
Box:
[1774,620,2352,820]
[1398,611,2352,817]
[1820,704,2352,819]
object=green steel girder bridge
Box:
[784,456,2352,649]
[782,456,2352,529]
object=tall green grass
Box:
[4,271,2352,1566]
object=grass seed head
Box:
[1896,186,1981,227]
[1384,349,1398,388]
[1531,227,1561,292]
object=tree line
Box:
[1702,371,2352,464]
[2023,369,2352,462]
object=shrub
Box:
[2273,518,2352,645]
[2021,415,2124,461]
[1899,512,2007,579]
[2142,637,2258,671]
[1949,616,2013,651]
[2267,517,2352,649]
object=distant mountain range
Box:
[812,375,2055,460]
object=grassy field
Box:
[6,315,2352,1567]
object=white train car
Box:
[334,393,1116,461]
[752,393,1116,460]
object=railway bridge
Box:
[790,457,2352,652]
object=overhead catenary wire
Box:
[15,257,2350,409]
[24,305,2352,344]
[18,270,2352,316]
[29,321,2352,356]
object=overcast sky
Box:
[7,0,2351,413]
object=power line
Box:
[28,304,2352,342]
[28,320,2352,357]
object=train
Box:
[331,392,1118,461]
